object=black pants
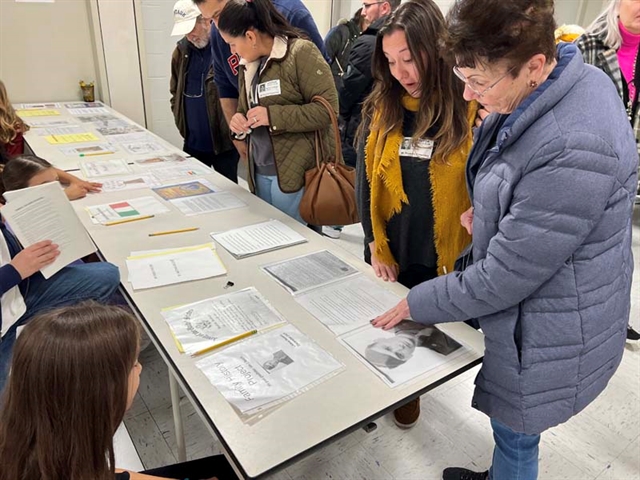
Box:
[142,455,238,479]
[184,146,239,184]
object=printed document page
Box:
[80,159,132,178]
[211,219,307,258]
[339,321,469,388]
[162,287,286,355]
[126,244,226,290]
[262,250,359,295]
[2,182,96,279]
[86,196,169,224]
[296,275,402,335]
[196,324,343,415]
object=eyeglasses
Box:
[362,1,384,10]
[453,65,516,97]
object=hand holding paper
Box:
[10,240,60,279]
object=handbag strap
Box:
[311,95,342,167]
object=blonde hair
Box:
[0,80,29,146]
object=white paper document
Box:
[148,163,213,182]
[262,250,359,295]
[1,183,96,279]
[126,243,226,290]
[211,219,307,258]
[86,196,169,224]
[296,276,402,335]
[196,324,343,415]
[80,159,132,178]
[100,174,161,192]
[96,124,144,137]
[340,321,469,387]
[117,140,167,155]
[133,153,189,168]
[174,192,247,216]
[26,119,76,128]
[67,107,110,115]
[76,114,121,125]
[161,287,287,356]
[59,144,115,156]
[36,125,86,136]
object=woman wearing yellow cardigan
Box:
[356,0,474,428]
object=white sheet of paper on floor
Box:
[261,250,359,295]
[295,275,402,335]
[195,323,343,415]
[161,287,287,356]
[80,159,132,178]
[339,321,470,388]
[126,243,226,290]
[2,182,96,279]
[211,219,307,258]
[86,196,169,224]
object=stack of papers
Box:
[211,219,307,258]
[161,287,286,356]
[86,196,169,224]
[262,251,402,335]
[153,180,246,216]
[126,243,226,290]
[2,182,96,278]
[196,323,343,415]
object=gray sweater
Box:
[407,43,637,434]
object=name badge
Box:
[258,79,281,98]
[399,137,434,160]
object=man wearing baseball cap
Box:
[169,0,238,182]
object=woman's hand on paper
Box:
[74,178,102,193]
[371,298,410,330]
[246,106,270,128]
[460,207,474,235]
[11,240,60,279]
[64,183,89,200]
[369,242,398,282]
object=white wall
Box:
[138,0,183,148]
[0,0,99,103]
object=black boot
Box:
[627,326,640,342]
[442,467,489,480]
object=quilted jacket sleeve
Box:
[267,41,338,135]
[407,134,620,324]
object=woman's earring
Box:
[529,80,539,88]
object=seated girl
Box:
[0,302,236,480]
[0,156,121,391]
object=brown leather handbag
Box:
[299,96,360,226]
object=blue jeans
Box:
[255,173,305,224]
[0,262,120,392]
[489,418,541,480]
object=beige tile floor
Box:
[124,206,640,480]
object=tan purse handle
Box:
[311,95,342,168]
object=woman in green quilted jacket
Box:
[218,0,339,223]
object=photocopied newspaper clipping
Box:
[161,287,287,356]
[196,324,343,415]
[211,219,307,258]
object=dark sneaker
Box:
[393,398,420,428]
[442,467,489,480]
[627,326,640,342]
